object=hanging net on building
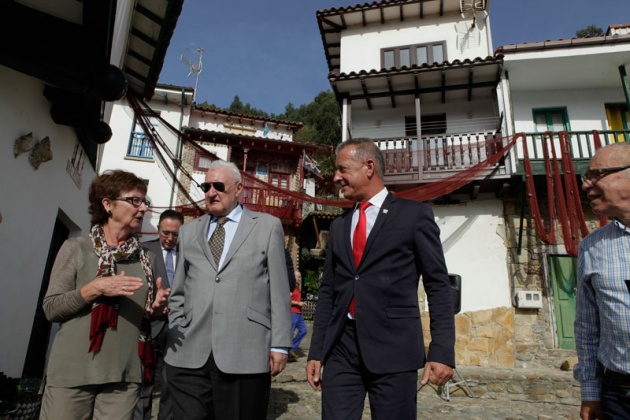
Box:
[126,93,599,253]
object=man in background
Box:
[136,209,183,420]
[289,270,307,362]
[575,142,630,419]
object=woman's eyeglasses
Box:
[114,196,151,207]
[199,182,227,193]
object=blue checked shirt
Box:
[574,220,630,401]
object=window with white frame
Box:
[382,42,446,69]
[127,113,160,159]
[194,151,214,171]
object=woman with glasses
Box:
[40,170,170,420]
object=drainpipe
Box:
[169,89,187,208]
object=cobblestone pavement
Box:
[266,353,580,420]
[268,380,580,419]
[153,320,582,419]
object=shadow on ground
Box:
[267,388,300,419]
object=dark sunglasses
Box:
[199,182,227,193]
[582,165,630,183]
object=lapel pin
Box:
[382,209,388,214]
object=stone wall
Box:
[503,199,554,367]
[502,196,601,367]
[422,307,515,368]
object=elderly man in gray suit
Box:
[163,160,292,420]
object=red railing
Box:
[240,185,302,225]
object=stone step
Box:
[418,366,579,405]
[276,362,581,406]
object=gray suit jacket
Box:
[164,208,292,374]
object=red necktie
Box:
[350,202,370,317]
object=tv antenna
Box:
[180,45,203,102]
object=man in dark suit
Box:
[164,160,291,420]
[306,138,455,419]
[135,209,183,420]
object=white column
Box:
[342,98,350,142]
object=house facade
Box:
[101,96,319,260]
[99,84,195,233]
[316,0,630,368]
[179,106,320,255]
[497,23,630,365]
[0,0,183,378]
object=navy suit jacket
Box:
[142,239,172,341]
[308,193,455,373]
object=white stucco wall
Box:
[100,95,191,234]
[511,88,626,133]
[340,14,492,74]
[350,98,499,139]
[0,66,96,377]
[432,199,511,313]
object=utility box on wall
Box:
[515,290,543,309]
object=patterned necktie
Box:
[209,216,228,266]
[350,202,370,317]
[165,249,175,285]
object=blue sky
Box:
[158,0,628,115]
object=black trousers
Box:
[164,352,270,420]
[321,319,418,420]
[601,369,630,419]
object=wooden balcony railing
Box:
[512,130,630,175]
[375,129,630,182]
[240,185,301,223]
[375,131,507,184]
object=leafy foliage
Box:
[303,268,322,295]
[576,25,604,38]
[227,95,270,118]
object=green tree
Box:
[277,90,341,148]
[228,95,269,117]
[576,25,604,38]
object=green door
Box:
[549,255,577,349]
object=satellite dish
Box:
[180,45,204,102]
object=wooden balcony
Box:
[376,131,508,185]
[512,130,629,175]
[377,129,630,184]
[240,185,302,225]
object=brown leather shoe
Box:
[288,351,298,362]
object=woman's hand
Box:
[81,271,143,303]
[150,277,171,317]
